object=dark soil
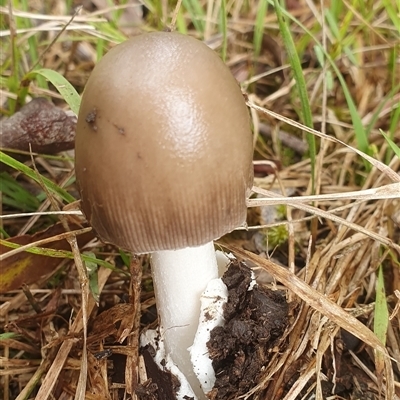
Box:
[138,260,289,400]
[207,260,289,400]
[137,345,182,400]
[282,331,381,400]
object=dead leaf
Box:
[88,303,135,344]
[0,98,76,154]
[0,223,95,293]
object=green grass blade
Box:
[329,0,344,20]
[273,0,316,192]
[387,46,400,147]
[382,0,400,33]
[0,239,119,272]
[13,0,47,90]
[0,152,76,203]
[254,0,268,58]
[1,172,41,211]
[182,0,205,33]
[176,8,188,34]
[366,83,400,136]
[374,265,389,345]
[220,0,228,62]
[324,9,357,65]
[119,249,131,267]
[374,264,389,386]
[24,69,81,115]
[91,22,127,44]
[324,57,369,154]
[0,227,10,239]
[84,251,100,304]
[0,332,20,340]
[96,38,106,62]
[380,130,400,159]
[267,1,370,155]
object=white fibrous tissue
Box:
[215,250,234,276]
[140,329,197,400]
[248,269,257,291]
[189,278,228,394]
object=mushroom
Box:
[75,31,253,397]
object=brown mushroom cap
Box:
[75,31,253,253]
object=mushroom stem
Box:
[151,242,219,398]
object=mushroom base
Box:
[151,242,219,398]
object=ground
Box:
[0,1,399,399]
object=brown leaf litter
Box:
[0,98,76,154]
[0,223,94,292]
[1,1,400,399]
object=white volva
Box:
[151,242,219,398]
[190,278,228,393]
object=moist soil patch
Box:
[207,260,289,399]
[138,260,289,399]
[137,345,182,400]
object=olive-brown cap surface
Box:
[75,31,253,253]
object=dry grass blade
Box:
[0,227,91,261]
[246,100,400,183]
[249,182,400,205]
[225,244,395,400]
[124,257,142,395]
[33,267,112,399]
[250,185,400,253]
[69,236,88,400]
[14,346,59,400]
[29,152,91,400]
[0,211,82,220]
[0,6,107,22]
[0,23,96,37]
